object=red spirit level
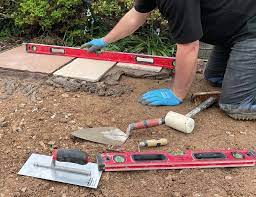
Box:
[97,149,256,171]
[25,43,175,69]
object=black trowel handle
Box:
[52,149,89,165]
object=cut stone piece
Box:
[0,45,74,73]
[54,58,116,82]
[117,62,162,72]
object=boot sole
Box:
[227,113,256,120]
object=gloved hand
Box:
[81,38,108,52]
[139,89,182,106]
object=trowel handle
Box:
[52,149,89,165]
[126,118,165,136]
[185,97,216,118]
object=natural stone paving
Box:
[54,58,117,82]
[0,45,169,84]
[117,62,162,72]
[0,45,74,73]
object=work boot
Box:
[220,96,256,120]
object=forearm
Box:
[104,8,150,43]
[172,41,199,99]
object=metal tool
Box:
[71,127,128,146]
[72,98,215,147]
[97,149,256,172]
[164,97,216,133]
[25,43,175,69]
[71,118,165,146]
[126,97,216,137]
[18,149,102,188]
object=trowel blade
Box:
[18,154,102,189]
[71,127,127,146]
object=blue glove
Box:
[139,89,182,106]
[81,38,108,52]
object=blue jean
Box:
[204,38,256,116]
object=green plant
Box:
[92,0,132,17]
[106,28,176,56]
[0,25,19,38]
[91,0,173,56]
[92,0,163,29]
[0,0,20,20]
[0,0,21,37]
[14,0,92,35]
[4,0,176,56]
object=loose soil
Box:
[0,47,255,197]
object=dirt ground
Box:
[0,49,255,197]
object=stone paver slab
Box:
[117,62,162,72]
[0,45,74,73]
[54,58,116,82]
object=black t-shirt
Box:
[135,0,256,46]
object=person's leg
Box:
[204,45,231,87]
[219,38,256,120]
